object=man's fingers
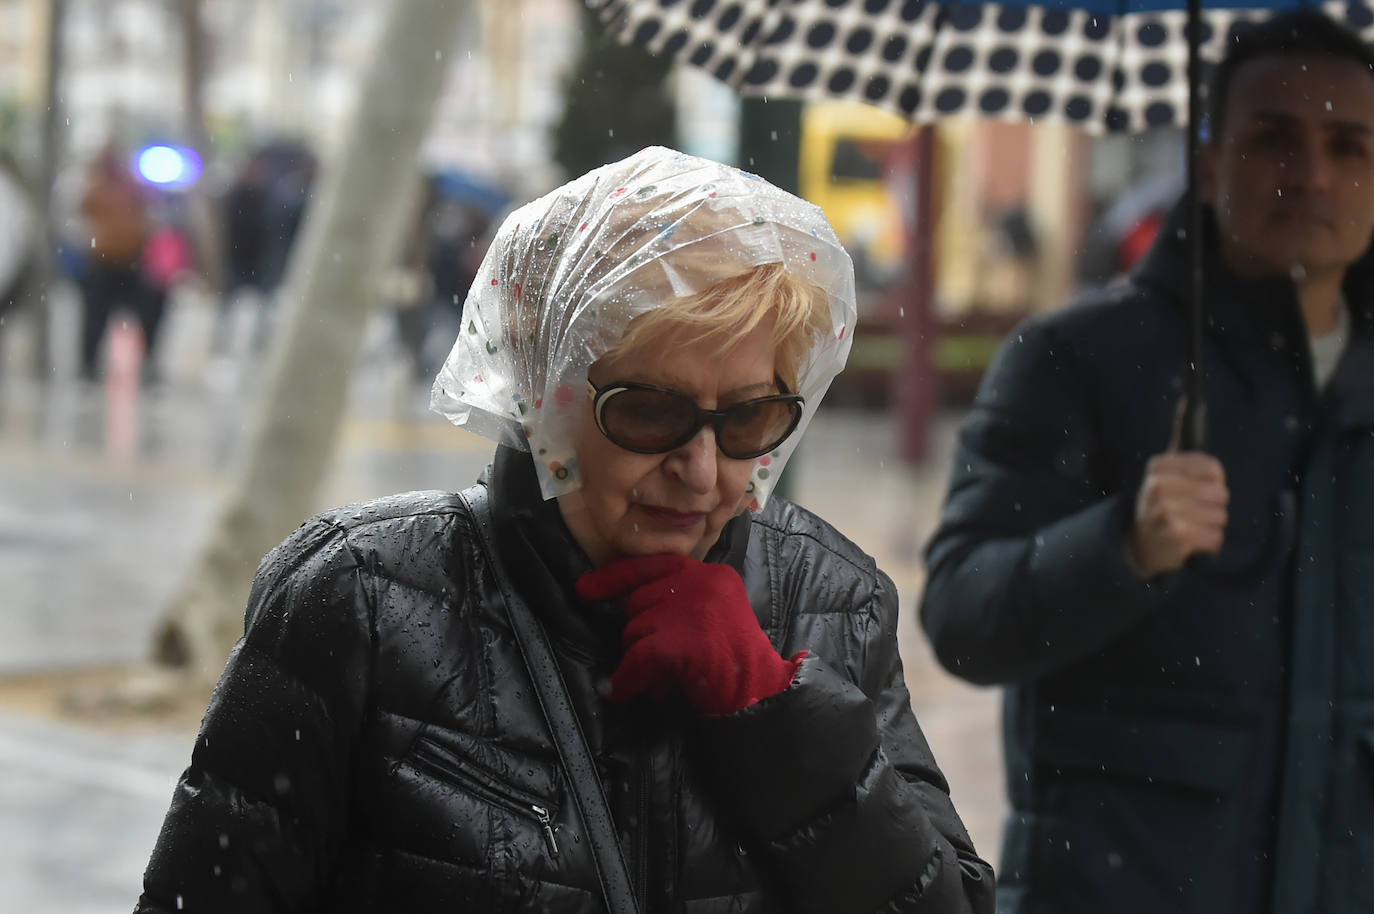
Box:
[1173,520,1226,556]
[1146,476,1230,509]
[1147,494,1228,533]
[1148,452,1228,485]
[1139,509,1227,561]
[1159,509,1227,543]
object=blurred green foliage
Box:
[552,4,678,180]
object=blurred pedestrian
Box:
[135,147,994,913]
[921,11,1374,913]
[77,142,162,381]
[391,174,495,379]
[215,140,315,355]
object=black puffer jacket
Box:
[136,445,994,913]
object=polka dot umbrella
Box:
[593,0,1374,446]
[596,0,1371,131]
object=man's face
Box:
[1204,54,1374,280]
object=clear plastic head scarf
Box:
[431,146,857,509]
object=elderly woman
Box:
[136,147,994,914]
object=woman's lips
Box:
[639,505,708,528]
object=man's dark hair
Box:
[1209,10,1374,136]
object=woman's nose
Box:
[667,426,719,493]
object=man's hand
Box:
[1128,410,1230,577]
[576,555,804,716]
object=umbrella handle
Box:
[1180,378,1207,451]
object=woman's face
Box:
[558,320,777,566]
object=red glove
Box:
[576,554,805,716]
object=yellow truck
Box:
[798,102,913,290]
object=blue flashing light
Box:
[137,145,203,188]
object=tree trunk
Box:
[179,0,225,293]
[152,0,465,685]
[25,0,67,379]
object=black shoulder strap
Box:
[458,484,641,914]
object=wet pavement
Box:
[0,287,1004,912]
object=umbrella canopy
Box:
[594,0,1372,132]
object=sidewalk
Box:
[0,293,1005,910]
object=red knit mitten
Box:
[576,554,805,716]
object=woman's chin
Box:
[615,530,709,560]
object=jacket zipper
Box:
[409,737,560,857]
[636,749,651,912]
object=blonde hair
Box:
[607,263,831,392]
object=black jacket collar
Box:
[1130,200,1374,396]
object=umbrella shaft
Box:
[1183,0,1207,451]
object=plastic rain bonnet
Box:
[431,146,857,509]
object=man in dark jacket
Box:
[920,11,1374,913]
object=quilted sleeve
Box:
[695,567,995,914]
[134,516,375,914]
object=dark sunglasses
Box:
[587,378,805,459]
